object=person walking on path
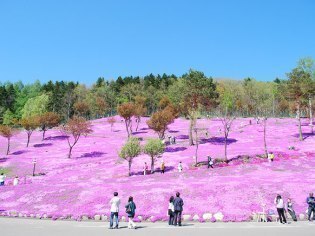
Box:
[161,161,165,174]
[109,192,120,229]
[286,198,297,221]
[125,196,137,229]
[207,156,214,169]
[306,192,315,221]
[274,194,287,224]
[168,196,175,225]
[173,192,184,226]
[178,162,183,173]
[0,173,6,186]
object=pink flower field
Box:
[1,117,315,222]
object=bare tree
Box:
[62,116,93,158]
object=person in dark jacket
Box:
[286,198,297,221]
[125,196,137,229]
[306,192,315,221]
[173,192,184,226]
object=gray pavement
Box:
[1,217,315,236]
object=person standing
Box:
[13,176,19,186]
[306,192,315,221]
[0,173,6,186]
[286,198,297,221]
[178,162,183,173]
[109,192,120,229]
[274,194,287,224]
[168,196,175,225]
[161,161,165,174]
[143,162,148,175]
[125,196,137,229]
[173,192,184,226]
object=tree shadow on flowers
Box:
[200,137,237,145]
[11,150,28,155]
[78,151,106,158]
[165,147,187,152]
[45,135,69,141]
[33,143,53,148]
[292,132,315,140]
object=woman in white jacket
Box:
[274,194,287,224]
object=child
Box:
[178,162,183,173]
[143,162,148,175]
[161,161,165,174]
[13,176,19,186]
[0,173,6,186]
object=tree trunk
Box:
[42,129,46,140]
[189,118,194,146]
[309,97,313,133]
[26,133,31,147]
[297,104,303,141]
[263,118,268,157]
[136,117,140,131]
[151,156,154,174]
[68,146,73,158]
[6,138,10,155]
[195,142,199,166]
[128,160,132,176]
[125,120,130,137]
[224,133,228,162]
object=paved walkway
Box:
[1,218,315,236]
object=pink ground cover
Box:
[0,117,315,221]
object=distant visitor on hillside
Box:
[161,160,165,174]
[125,196,137,229]
[274,194,287,224]
[306,192,315,221]
[109,192,120,229]
[207,156,214,169]
[0,173,6,186]
[268,152,274,162]
[178,162,183,172]
[286,198,297,221]
[143,162,148,175]
[173,192,184,226]
[13,176,19,186]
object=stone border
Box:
[0,211,307,222]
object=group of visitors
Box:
[168,192,184,226]
[167,135,176,145]
[0,173,19,186]
[274,193,315,223]
[109,191,184,229]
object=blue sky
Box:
[0,0,314,84]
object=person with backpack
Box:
[168,196,175,225]
[274,194,287,224]
[109,192,120,229]
[173,192,184,226]
[306,192,315,221]
[286,198,297,221]
[125,196,137,229]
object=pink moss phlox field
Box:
[0,117,315,222]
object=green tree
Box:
[2,109,15,125]
[21,94,49,118]
[182,70,218,145]
[119,137,142,176]
[20,116,40,147]
[143,138,165,174]
[286,67,313,141]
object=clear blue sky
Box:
[0,0,314,85]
